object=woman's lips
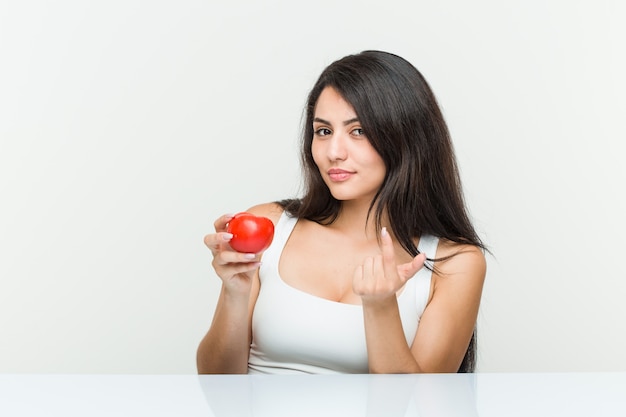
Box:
[328,168,354,182]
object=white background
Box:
[1,0,625,373]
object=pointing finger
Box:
[381,227,398,280]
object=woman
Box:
[197,50,487,374]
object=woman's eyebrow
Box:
[313,117,331,125]
[313,117,360,126]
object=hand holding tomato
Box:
[226,212,275,253]
[204,212,274,294]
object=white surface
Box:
[1,0,626,374]
[0,373,625,417]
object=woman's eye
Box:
[315,127,332,136]
[352,128,364,137]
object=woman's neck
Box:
[330,200,387,241]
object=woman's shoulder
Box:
[436,239,485,257]
[426,239,486,312]
[433,239,487,281]
[244,202,285,225]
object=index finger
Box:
[380,227,398,279]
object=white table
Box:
[1,373,625,416]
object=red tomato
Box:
[226,212,275,253]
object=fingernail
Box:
[381,227,388,237]
[222,233,233,241]
[243,253,256,260]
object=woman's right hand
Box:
[203,213,262,294]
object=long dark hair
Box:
[279,50,485,372]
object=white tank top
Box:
[248,211,439,374]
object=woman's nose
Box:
[327,134,348,161]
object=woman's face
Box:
[311,87,386,205]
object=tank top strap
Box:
[258,210,297,283]
[273,210,298,246]
[414,234,439,316]
[418,234,439,270]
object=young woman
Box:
[197,50,487,374]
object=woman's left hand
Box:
[352,227,427,304]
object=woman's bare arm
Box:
[356,230,486,373]
[196,204,281,374]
